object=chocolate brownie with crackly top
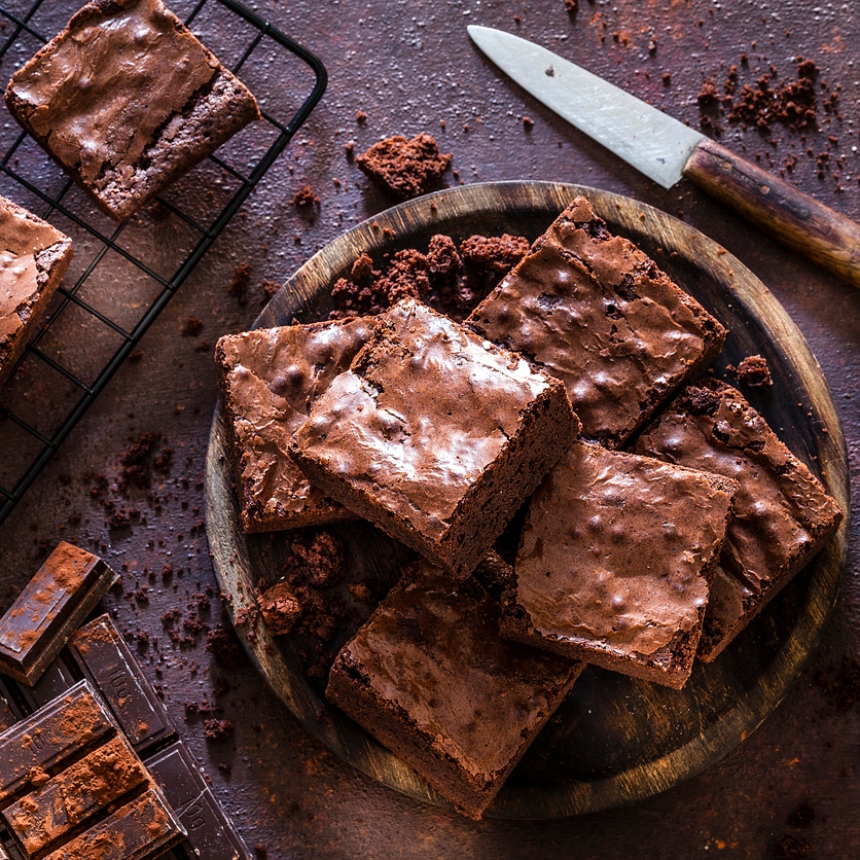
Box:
[0,195,72,387]
[500,442,737,688]
[5,0,260,221]
[326,557,583,819]
[468,196,727,448]
[634,379,843,661]
[215,317,377,532]
[290,298,578,577]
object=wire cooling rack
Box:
[0,0,326,526]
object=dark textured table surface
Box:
[1,1,858,858]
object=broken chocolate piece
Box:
[0,680,114,803]
[146,740,252,860]
[2,734,146,855]
[40,784,185,860]
[0,542,117,686]
[68,614,175,753]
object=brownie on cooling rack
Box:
[5,0,260,221]
[468,196,727,448]
[634,379,843,661]
[0,194,73,387]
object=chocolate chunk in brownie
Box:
[356,133,451,199]
[214,317,377,532]
[326,557,583,819]
[290,298,579,577]
[729,354,773,387]
[0,195,73,386]
[501,442,737,688]
[467,196,728,448]
[634,379,843,661]
[5,0,260,221]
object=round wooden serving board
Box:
[204,182,849,819]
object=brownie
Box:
[729,354,773,387]
[467,196,728,448]
[0,196,73,386]
[326,558,583,819]
[5,0,261,221]
[634,379,843,661]
[356,133,452,199]
[501,442,737,688]
[290,298,579,577]
[214,317,377,532]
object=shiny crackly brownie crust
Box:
[290,298,579,578]
[500,442,738,689]
[0,195,73,386]
[326,557,582,819]
[634,378,843,661]
[214,317,377,532]
[5,0,260,221]
[468,196,727,448]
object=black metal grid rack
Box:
[0,0,326,526]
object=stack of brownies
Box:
[215,196,843,819]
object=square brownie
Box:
[467,196,727,448]
[215,318,377,532]
[0,195,72,386]
[634,379,843,661]
[5,0,260,221]
[290,298,579,577]
[326,557,583,819]
[500,442,738,688]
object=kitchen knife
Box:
[468,25,860,289]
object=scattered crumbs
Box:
[728,354,773,388]
[228,262,252,306]
[203,718,235,742]
[292,184,320,207]
[181,316,204,337]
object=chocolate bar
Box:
[0,679,114,803]
[68,614,175,753]
[0,542,117,685]
[2,734,147,856]
[40,785,185,860]
[146,741,252,860]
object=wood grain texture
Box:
[204,181,849,819]
[684,138,860,288]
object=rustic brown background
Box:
[1,1,858,858]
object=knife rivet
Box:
[760,185,770,195]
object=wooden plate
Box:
[204,182,849,818]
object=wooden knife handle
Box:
[683,137,860,288]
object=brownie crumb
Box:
[460,233,530,274]
[119,432,159,489]
[292,184,320,207]
[729,354,773,387]
[228,262,252,305]
[205,624,249,668]
[357,133,452,199]
[261,279,281,301]
[181,316,204,337]
[203,718,235,741]
[258,582,302,636]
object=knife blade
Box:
[468,25,860,289]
